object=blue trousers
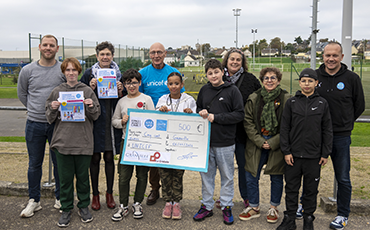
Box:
[25,120,60,202]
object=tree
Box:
[270,37,282,51]
[294,36,303,45]
[319,38,329,43]
[258,39,268,51]
[119,57,143,73]
[200,43,211,54]
[285,43,296,53]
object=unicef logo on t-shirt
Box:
[144,119,154,129]
[337,82,345,90]
[76,94,81,98]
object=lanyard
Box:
[166,94,181,112]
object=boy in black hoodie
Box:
[277,68,333,230]
[193,59,244,225]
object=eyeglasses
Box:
[149,51,164,56]
[125,81,139,86]
[263,76,277,82]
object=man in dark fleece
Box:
[316,41,365,230]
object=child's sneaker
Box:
[111,206,129,221]
[54,199,61,209]
[57,211,71,227]
[20,199,42,218]
[329,216,348,229]
[78,207,93,223]
[193,204,213,221]
[172,203,182,220]
[266,207,279,223]
[238,207,261,221]
[296,203,303,219]
[132,202,143,219]
[222,206,234,225]
[215,199,221,209]
[162,202,172,219]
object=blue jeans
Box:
[200,145,235,210]
[245,148,283,207]
[25,120,60,202]
[235,142,248,200]
[332,135,352,217]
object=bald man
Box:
[139,42,184,205]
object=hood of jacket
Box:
[294,89,320,99]
[58,82,87,91]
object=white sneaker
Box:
[20,199,42,218]
[54,199,61,209]
[111,205,129,222]
[54,199,62,213]
[132,202,143,219]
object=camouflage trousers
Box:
[159,168,185,202]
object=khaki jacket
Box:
[243,88,291,177]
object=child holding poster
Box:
[111,69,155,221]
[156,72,197,220]
[45,58,100,227]
[194,59,244,225]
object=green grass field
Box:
[0,87,18,98]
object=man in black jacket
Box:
[278,68,332,230]
[316,41,365,230]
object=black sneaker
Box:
[276,214,297,230]
[78,207,93,223]
[57,211,71,228]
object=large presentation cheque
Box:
[120,108,210,172]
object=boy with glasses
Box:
[111,69,155,221]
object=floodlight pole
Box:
[341,0,353,70]
[252,29,257,71]
[310,0,319,69]
[233,8,241,49]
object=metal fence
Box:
[28,33,148,73]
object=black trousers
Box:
[284,157,321,217]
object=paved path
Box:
[2,195,370,230]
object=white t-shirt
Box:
[112,93,155,139]
[156,93,197,113]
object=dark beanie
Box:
[299,68,318,80]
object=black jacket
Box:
[316,63,365,136]
[80,68,126,154]
[223,72,261,144]
[196,81,244,147]
[280,90,333,159]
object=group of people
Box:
[17,35,365,230]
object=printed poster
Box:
[59,91,85,122]
[96,69,118,99]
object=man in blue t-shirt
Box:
[139,42,184,205]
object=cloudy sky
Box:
[1,0,368,51]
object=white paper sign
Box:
[120,109,210,172]
[58,91,85,122]
[96,69,118,98]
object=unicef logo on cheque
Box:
[76,94,81,98]
[144,119,154,129]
